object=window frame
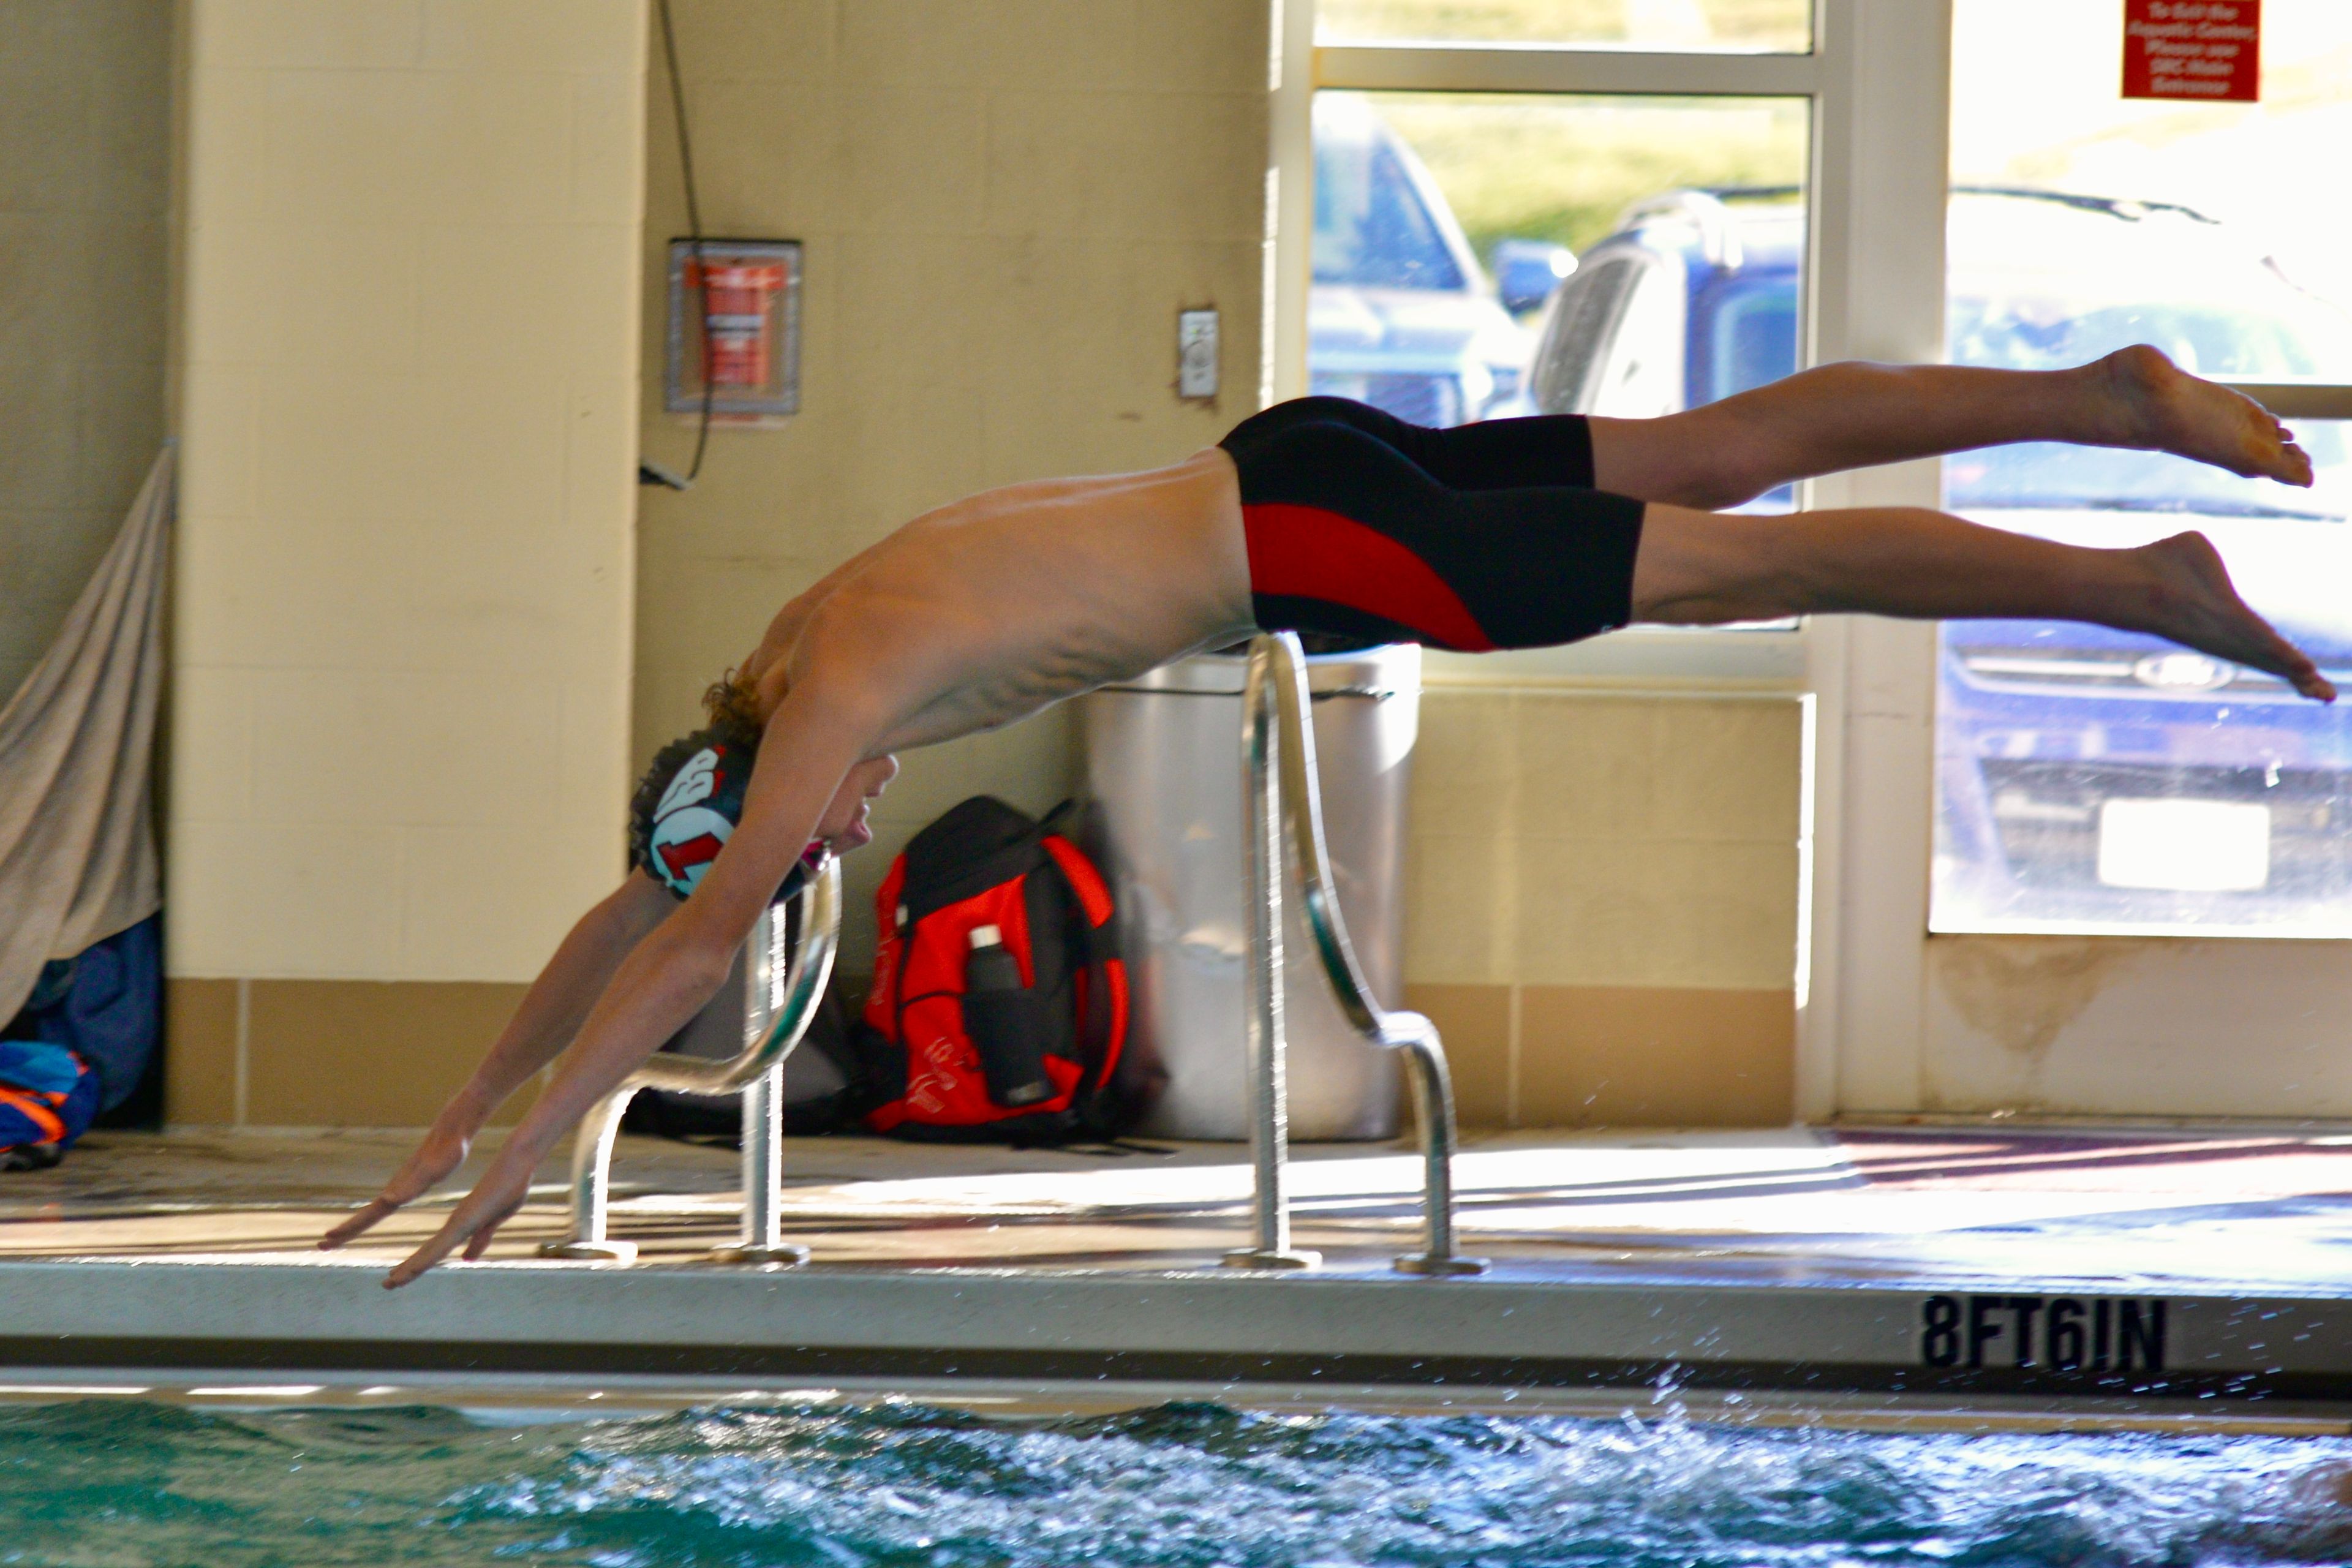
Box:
[1269,6,1841,691]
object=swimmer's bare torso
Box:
[739,447,1256,754]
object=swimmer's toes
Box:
[2220,399,2304,484]
[2108,345,2310,486]
[2242,418,2310,486]
[2266,638,2331,703]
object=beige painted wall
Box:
[633,0,1273,976]
[149,0,1804,1129]
[1402,688,1803,1127]
[165,0,647,1123]
[0,0,170,707]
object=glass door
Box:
[1917,0,2352,1115]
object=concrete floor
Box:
[7,1120,2352,1291]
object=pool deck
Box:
[5,1122,2352,1421]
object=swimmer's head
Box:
[630,725,758,900]
[628,673,897,900]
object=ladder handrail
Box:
[544,854,842,1262]
[1231,631,1485,1277]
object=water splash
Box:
[1,1398,2349,1567]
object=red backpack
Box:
[856,797,1134,1142]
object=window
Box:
[1306,93,1805,431]
[1929,0,2352,937]
[1313,102,1471,294]
[1531,252,1643,413]
[1707,276,1798,404]
[1578,244,1684,418]
[1275,7,1824,679]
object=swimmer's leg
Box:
[1631,500,2335,702]
[1593,347,2313,510]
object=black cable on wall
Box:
[644,0,712,490]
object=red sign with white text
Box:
[2123,0,2261,102]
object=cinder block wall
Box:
[0,1,170,709]
[631,0,1272,978]
[164,0,649,1126]
[1401,689,1801,1128]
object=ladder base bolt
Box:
[1222,1247,1322,1270]
[538,1240,639,1264]
[709,1243,812,1267]
[1392,1253,1488,1276]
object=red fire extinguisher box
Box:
[665,238,802,420]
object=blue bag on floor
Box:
[0,915,159,1167]
[0,1039,99,1170]
[2,914,161,1115]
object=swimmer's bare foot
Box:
[2130,530,2334,702]
[2091,343,2315,487]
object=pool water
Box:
[4,1397,2352,1567]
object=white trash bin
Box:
[1079,644,1419,1140]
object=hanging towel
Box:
[0,447,171,1027]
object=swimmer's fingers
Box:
[383,1164,529,1289]
[321,1118,474,1251]
[461,1211,512,1262]
[384,1213,473,1289]
[319,1196,405,1250]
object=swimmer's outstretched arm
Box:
[1594,346,2310,510]
[381,675,890,1287]
[317,872,676,1253]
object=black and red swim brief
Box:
[1218,397,1645,652]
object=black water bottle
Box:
[963,925,1052,1107]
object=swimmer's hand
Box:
[382,1148,534,1288]
[317,1102,475,1252]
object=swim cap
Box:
[628,726,818,903]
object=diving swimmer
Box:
[321,345,2329,1285]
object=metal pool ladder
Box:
[1225,631,1487,1277]
[540,855,843,1267]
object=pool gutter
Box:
[1,1255,2348,1410]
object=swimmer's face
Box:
[815,755,899,850]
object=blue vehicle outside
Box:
[1308,94,1545,428]
[1526,186,2352,929]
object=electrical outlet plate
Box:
[1178,309,1219,399]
